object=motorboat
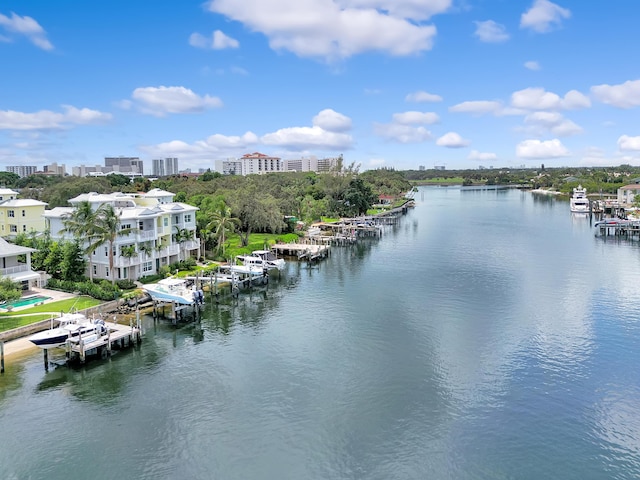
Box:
[237,250,286,271]
[28,313,108,350]
[570,185,590,213]
[141,277,204,305]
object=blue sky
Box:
[1,0,640,173]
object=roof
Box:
[0,199,48,207]
[0,188,18,196]
[0,237,36,257]
[145,188,175,197]
[43,207,74,218]
[620,184,640,190]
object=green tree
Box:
[91,204,134,286]
[0,171,20,187]
[343,177,376,216]
[0,278,21,304]
[205,204,240,257]
[60,241,87,281]
[62,201,97,280]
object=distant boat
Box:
[570,185,590,213]
[237,250,286,271]
[28,313,107,350]
[141,277,204,305]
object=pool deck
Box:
[0,287,75,313]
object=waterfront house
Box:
[0,189,48,238]
[0,236,46,289]
[44,189,199,282]
[617,184,640,206]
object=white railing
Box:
[137,230,156,241]
[0,264,29,275]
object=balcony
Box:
[0,264,29,276]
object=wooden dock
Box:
[271,243,330,261]
[65,320,141,364]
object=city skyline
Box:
[1,1,640,172]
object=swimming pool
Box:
[0,295,51,309]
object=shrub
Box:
[116,279,136,290]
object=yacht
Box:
[237,250,286,271]
[570,185,590,213]
[141,277,204,305]
[28,313,108,350]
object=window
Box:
[143,261,153,272]
[22,225,26,232]
[104,247,108,256]
[185,214,192,223]
[8,210,14,218]
[93,265,97,275]
[21,210,25,217]
[121,223,131,230]
[10,225,17,232]
[138,221,144,231]
[163,217,168,227]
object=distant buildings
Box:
[72,157,144,177]
[43,162,67,176]
[152,157,179,177]
[5,165,37,178]
[214,153,340,176]
[0,188,48,238]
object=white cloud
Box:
[312,109,352,132]
[468,150,497,161]
[0,11,53,50]
[405,90,443,103]
[618,135,640,152]
[366,157,386,168]
[524,60,540,71]
[261,126,353,150]
[206,0,440,61]
[510,87,590,111]
[449,100,503,115]
[392,111,440,125]
[523,111,582,136]
[373,110,438,143]
[436,132,470,148]
[373,123,432,143]
[516,138,570,159]
[474,20,509,43]
[128,86,223,116]
[520,0,571,33]
[0,106,112,130]
[591,79,640,109]
[140,132,259,161]
[189,30,239,49]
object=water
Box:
[1,295,51,309]
[2,186,640,479]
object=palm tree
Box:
[206,206,239,258]
[62,201,97,281]
[173,226,195,261]
[92,204,134,286]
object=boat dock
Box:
[63,319,141,365]
[271,243,331,261]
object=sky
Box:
[1,0,640,173]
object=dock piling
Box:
[1,341,4,374]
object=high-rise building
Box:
[104,157,144,175]
[152,158,179,177]
[43,162,66,176]
[6,165,37,178]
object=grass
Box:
[0,297,103,333]
[218,232,300,260]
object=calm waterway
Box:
[2,186,640,479]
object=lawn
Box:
[0,297,103,333]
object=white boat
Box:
[28,313,108,350]
[570,185,590,213]
[141,277,204,305]
[237,250,286,271]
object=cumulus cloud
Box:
[468,150,498,161]
[618,135,640,152]
[392,111,440,125]
[436,132,470,148]
[449,100,503,115]
[516,138,570,159]
[523,111,582,136]
[312,109,352,132]
[206,0,441,61]
[524,60,540,70]
[0,106,112,130]
[510,87,590,111]
[591,79,640,109]
[127,86,223,116]
[474,20,509,43]
[189,30,239,49]
[373,110,438,143]
[140,132,260,161]
[261,109,353,150]
[520,0,570,33]
[405,90,443,103]
[0,11,53,50]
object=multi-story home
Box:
[0,236,46,289]
[0,189,48,238]
[44,189,199,282]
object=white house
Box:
[44,189,200,281]
[617,184,640,205]
[0,236,46,289]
